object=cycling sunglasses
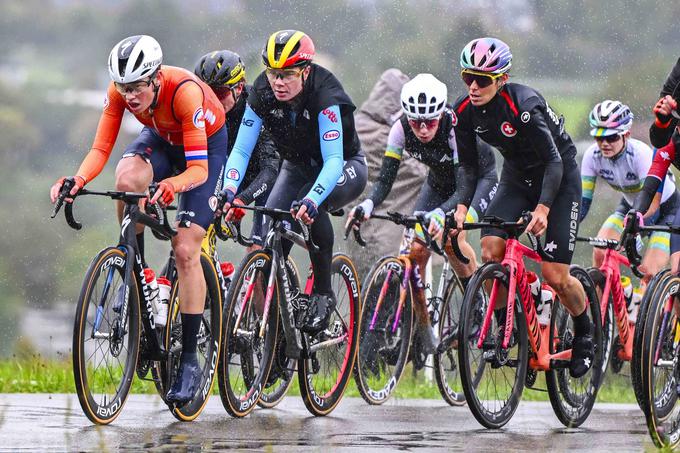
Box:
[460,69,504,88]
[408,118,439,129]
[594,134,623,144]
[212,85,237,101]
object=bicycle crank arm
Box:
[308,333,348,353]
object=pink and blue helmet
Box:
[460,37,512,74]
[589,100,634,137]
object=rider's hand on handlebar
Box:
[345,199,373,230]
[149,180,175,207]
[653,95,678,122]
[524,204,549,236]
[449,204,468,237]
[215,188,235,218]
[225,197,246,222]
[291,198,318,225]
[425,207,445,242]
[50,176,85,203]
[623,209,644,229]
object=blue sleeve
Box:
[222,104,262,192]
[304,105,344,206]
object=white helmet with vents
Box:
[400,73,447,120]
[108,35,163,84]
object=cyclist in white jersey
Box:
[580,100,679,284]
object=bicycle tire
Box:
[632,268,670,413]
[641,273,680,448]
[217,250,278,417]
[160,253,223,421]
[545,265,602,428]
[353,255,414,405]
[73,247,139,425]
[458,262,528,429]
[298,253,361,416]
[258,257,300,409]
[434,275,466,406]
[586,266,614,387]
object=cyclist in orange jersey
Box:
[50,35,228,405]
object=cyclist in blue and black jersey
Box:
[218,30,367,340]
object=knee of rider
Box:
[410,241,429,264]
[173,240,199,269]
[542,269,569,294]
[115,170,145,192]
[481,241,503,263]
[592,248,605,266]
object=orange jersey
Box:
[77,65,226,192]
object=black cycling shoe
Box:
[301,292,337,334]
[569,333,594,378]
[166,353,201,405]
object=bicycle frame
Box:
[477,237,571,371]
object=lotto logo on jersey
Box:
[500,121,517,137]
[193,107,205,129]
[323,130,340,141]
[203,108,216,126]
[322,108,338,123]
[103,93,110,110]
[227,168,240,180]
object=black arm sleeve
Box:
[650,58,680,147]
[521,104,563,207]
[368,155,401,207]
[236,127,280,206]
[633,177,662,214]
[447,128,479,209]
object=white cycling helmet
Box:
[400,73,447,120]
[108,35,163,84]
[589,100,634,137]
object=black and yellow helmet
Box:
[261,30,315,69]
[194,50,246,88]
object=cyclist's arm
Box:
[519,101,563,208]
[368,121,405,207]
[579,146,597,222]
[303,105,344,207]
[440,125,466,213]
[163,82,210,192]
[650,58,680,148]
[223,104,262,194]
[75,85,125,183]
[235,127,279,205]
[634,140,676,214]
[448,126,479,209]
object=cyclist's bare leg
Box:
[671,252,680,316]
[445,230,477,278]
[592,226,619,268]
[409,240,432,326]
[172,224,207,314]
[114,155,153,232]
[641,247,669,288]
[481,235,507,309]
[541,262,585,316]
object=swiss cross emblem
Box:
[501,121,517,137]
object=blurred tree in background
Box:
[0,0,679,354]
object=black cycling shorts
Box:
[481,160,581,264]
[121,126,228,230]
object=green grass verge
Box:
[0,356,639,404]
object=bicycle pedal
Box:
[550,359,571,369]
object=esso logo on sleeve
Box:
[500,121,517,137]
[322,130,340,141]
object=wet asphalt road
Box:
[0,394,655,451]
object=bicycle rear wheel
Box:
[458,262,528,429]
[640,273,680,448]
[160,253,223,421]
[353,256,413,405]
[73,247,139,424]
[218,250,278,417]
[258,257,300,409]
[545,266,602,428]
[299,253,361,416]
[434,275,466,406]
[632,268,670,413]
[586,267,614,386]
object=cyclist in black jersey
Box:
[649,57,680,148]
[347,73,498,353]
[449,37,592,378]
[218,30,367,334]
[195,50,280,249]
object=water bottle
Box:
[628,287,643,324]
[537,284,554,326]
[156,276,171,327]
[221,261,235,287]
[143,268,161,323]
[527,271,541,298]
[620,275,633,305]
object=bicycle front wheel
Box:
[218,250,278,417]
[641,273,680,448]
[545,265,602,428]
[434,275,466,406]
[73,247,139,425]
[353,255,413,405]
[458,262,528,429]
[161,253,223,421]
[586,267,614,386]
[299,253,361,416]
